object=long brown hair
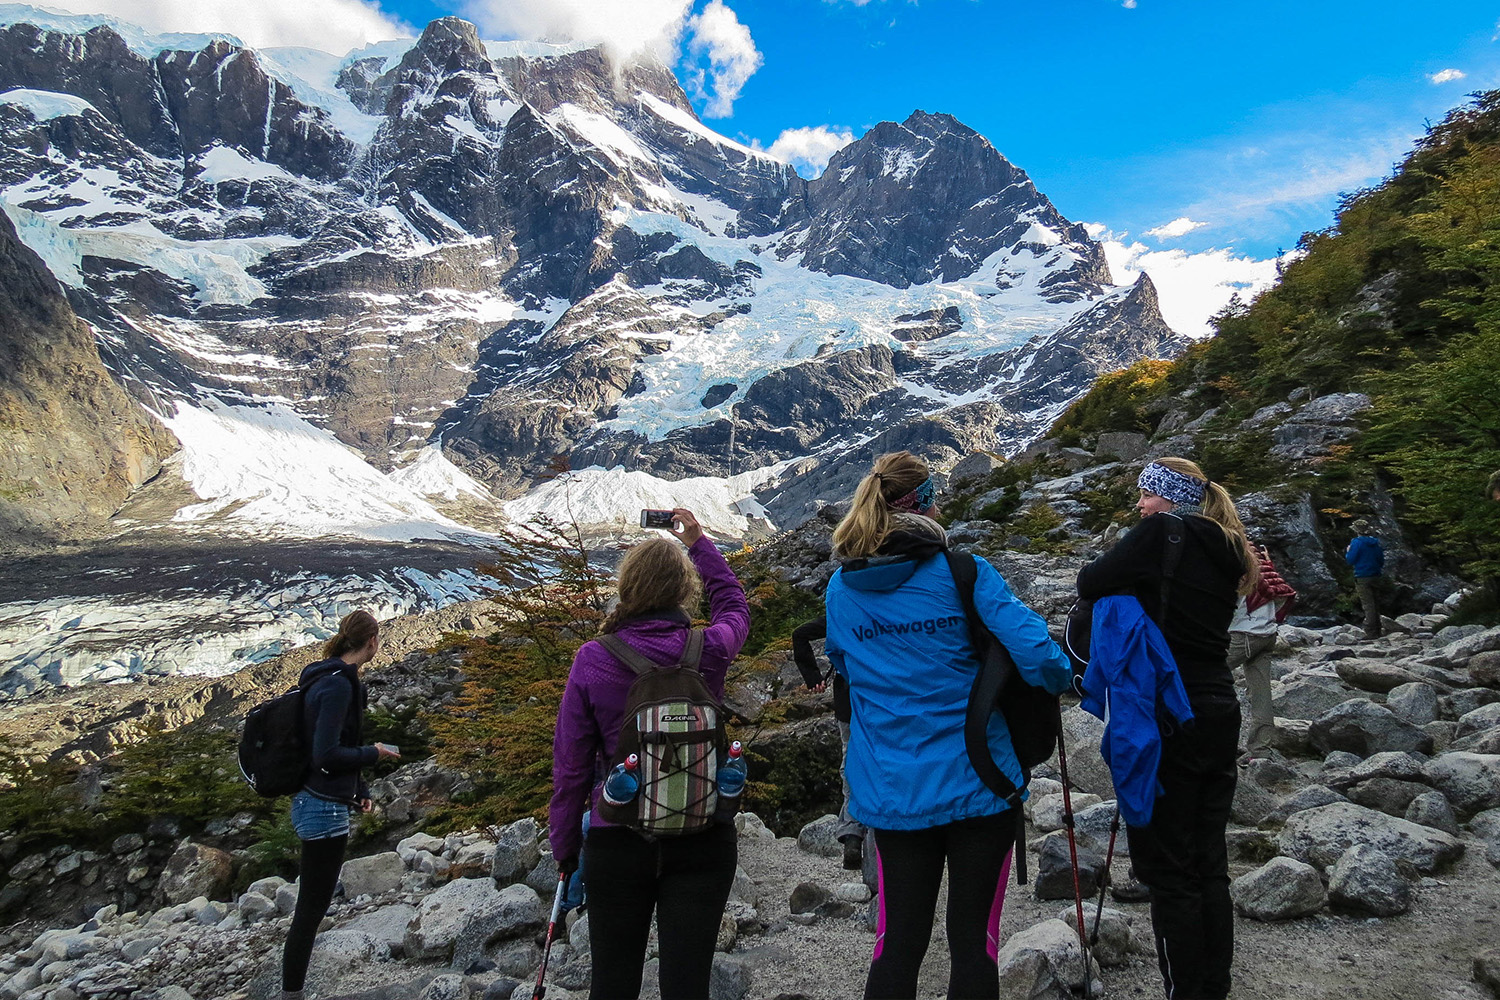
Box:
[832,451,931,559]
[1154,456,1261,595]
[600,537,703,634]
[324,609,379,659]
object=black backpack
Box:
[238,664,347,797]
[945,550,1060,884]
[1063,512,1187,677]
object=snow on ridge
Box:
[164,399,499,543]
[484,38,594,61]
[551,103,653,165]
[195,144,298,185]
[504,464,789,540]
[0,4,243,56]
[389,444,492,501]
[634,91,771,162]
[0,87,97,121]
[257,45,400,146]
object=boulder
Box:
[155,842,233,905]
[1404,791,1460,835]
[339,902,419,957]
[1437,626,1500,667]
[1346,777,1431,817]
[709,954,751,1000]
[1308,701,1434,757]
[949,451,1006,486]
[1470,809,1500,866]
[490,818,542,887]
[1334,659,1418,694]
[1028,793,1102,833]
[996,919,1102,1000]
[1274,678,1362,721]
[1470,651,1500,688]
[404,878,545,969]
[1231,777,1277,826]
[734,812,775,841]
[1279,802,1463,873]
[1095,431,1148,463]
[340,852,405,898]
[1033,835,1105,901]
[1475,948,1500,998]
[1263,786,1347,827]
[1327,844,1411,916]
[420,975,469,1000]
[789,882,829,915]
[1052,906,1142,966]
[1387,682,1441,726]
[1443,688,1500,721]
[1457,703,1500,740]
[796,815,843,858]
[487,937,541,978]
[1230,857,1327,920]
[237,892,278,922]
[398,833,446,864]
[1423,753,1500,814]
[1046,707,1112,797]
[1325,750,1430,788]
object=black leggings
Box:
[1127,702,1240,1000]
[583,822,737,1000]
[282,834,348,992]
[867,812,1015,1000]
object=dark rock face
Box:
[0,12,1185,536]
[0,210,174,546]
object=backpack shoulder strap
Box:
[943,551,1022,803]
[596,634,665,677]
[678,627,705,670]
[1158,513,1187,627]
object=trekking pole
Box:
[1088,803,1122,952]
[1054,701,1094,1000]
[532,869,569,1000]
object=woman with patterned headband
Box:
[825,450,1071,999]
[1076,456,1258,1000]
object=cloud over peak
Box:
[761,125,857,178]
[35,0,410,53]
[1145,217,1207,239]
[684,1,762,118]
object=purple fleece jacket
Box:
[548,535,750,863]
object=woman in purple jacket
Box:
[549,508,750,1000]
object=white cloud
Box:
[761,125,856,178]
[465,0,761,117]
[684,1,762,118]
[1144,217,1207,240]
[41,0,408,53]
[1429,68,1467,85]
[1122,0,1138,7]
[1095,228,1285,338]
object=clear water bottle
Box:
[717,741,747,799]
[602,753,640,806]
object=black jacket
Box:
[792,617,850,723]
[299,658,377,805]
[1077,513,1246,704]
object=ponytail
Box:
[832,451,931,559]
[1154,457,1261,595]
[324,609,379,660]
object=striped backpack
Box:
[593,628,733,835]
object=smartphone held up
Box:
[640,509,678,531]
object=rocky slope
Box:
[0,7,1184,550]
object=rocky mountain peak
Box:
[381,17,499,116]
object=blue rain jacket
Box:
[825,552,1071,830]
[1080,596,1195,826]
[1345,535,1384,578]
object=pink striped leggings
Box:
[867,812,1015,999]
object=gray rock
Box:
[1231,857,1327,920]
[1437,624,1486,645]
[1309,700,1434,757]
[733,812,775,841]
[339,903,419,957]
[419,974,469,1000]
[789,882,829,915]
[246,876,287,899]
[1033,834,1105,901]
[275,881,300,915]
[996,918,1102,1000]
[1474,949,1500,998]
[1053,905,1140,966]
[948,451,1005,485]
[1404,791,1460,835]
[709,954,751,1000]
[404,879,545,969]
[1328,844,1412,916]
[1387,682,1441,725]
[487,938,541,978]
[1335,658,1418,694]
[1279,802,1463,873]
[1264,786,1347,827]
[1028,792,1101,832]
[1095,431,1148,463]
[237,892,278,922]
[154,843,233,905]
[1321,750,1364,772]
[795,815,842,858]
[552,956,592,992]
[490,818,542,887]
[728,867,758,907]
[1458,703,1500,740]
[1470,651,1500,688]
[1231,776,1277,826]
[1443,687,1500,722]
[1226,828,1279,863]
[340,852,405,897]
[1422,753,1500,814]
[1046,707,1112,797]
[398,833,446,863]
[482,978,522,1000]
[1470,809,1500,866]
[1274,678,1363,721]
[568,912,590,955]
[1346,777,1431,817]
[1438,626,1500,666]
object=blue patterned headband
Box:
[1137,462,1205,506]
[889,476,937,513]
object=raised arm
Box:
[1077,515,1165,600]
[687,534,751,680]
[548,659,602,864]
[791,616,828,688]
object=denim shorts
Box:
[291,790,352,841]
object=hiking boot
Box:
[842,836,863,871]
[1110,879,1150,903]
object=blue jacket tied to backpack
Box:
[1345,535,1384,578]
[1080,596,1194,826]
[825,553,1071,830]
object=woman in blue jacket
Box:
[824,451,1071,1000]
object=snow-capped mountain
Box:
[0,7,1184,545]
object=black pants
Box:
[867,812,1015,1000]
[584,822,737,1000]
[1127,702,1240,1000]
[282,834,348,992]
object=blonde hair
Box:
[1153,456,1261,595]
[324,609,379,659]
[832,451,931,559]
[600,537,703,633]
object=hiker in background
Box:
[282,610,400,1000]
[1230,540,1297,766]
[1076,458,1255,1000]
[1345,519,1385,640]
[823,451,1071,1000]
[792,615,866,871]
[548,508,750,1000]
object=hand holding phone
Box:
[375,742,401,760]
[640,509,677,529]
